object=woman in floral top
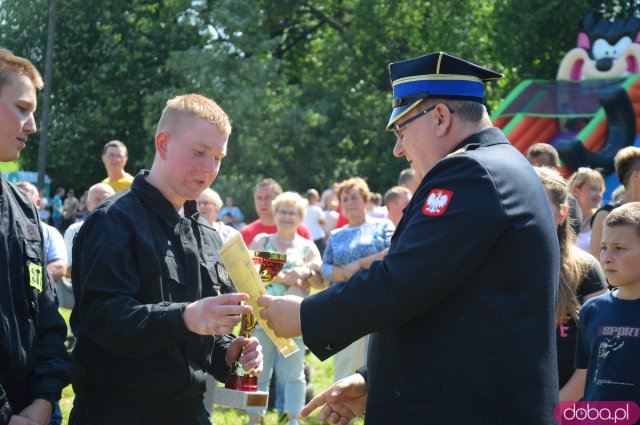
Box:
[321,177,395,383]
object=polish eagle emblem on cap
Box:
[422,189,453,217]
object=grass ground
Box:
[57,308,364,425]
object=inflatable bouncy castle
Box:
[492,11,640,200]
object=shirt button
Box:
[394,390,401,399]
[324,344,333,351]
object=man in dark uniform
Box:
[259,52,560,424]
[69,94,263,425]
[0,48,72,425]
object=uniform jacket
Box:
[70,171,234,413]
[0,178,72,424]
[302,128,560,424]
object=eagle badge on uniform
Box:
[422,189,453,217]
[215,262,231,286]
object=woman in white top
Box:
[196,188,239,244]
[567,167,604,251]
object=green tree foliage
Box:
[1,0,627,217]
[1,0,203,189]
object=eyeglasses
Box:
[392,104,455,140]
[277,209,299,217]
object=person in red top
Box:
[240,178,312,246]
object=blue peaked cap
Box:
[387,52,503,130]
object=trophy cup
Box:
[224,250,287,391]
[214,234,298,410]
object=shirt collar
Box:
[131,170,199,228]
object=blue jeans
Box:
[275,371,284,412]
[251,327,305,416]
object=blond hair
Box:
[337,177,371,203]
[614,146,640,188]
[0,48,43,92]
[16,181,39,201]
[157,94,231,136]
[567,167,604,192]
[199,187,223,210]
[273,191,307,219]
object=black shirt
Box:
[556,251,607,388]
[0,177,71,424]
[70,171,234,413]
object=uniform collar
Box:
[131,170,199,228]
[448,127,508,154]
[409,127,509,203]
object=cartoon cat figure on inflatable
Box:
[558,11,640,80]
[555,11,640,174]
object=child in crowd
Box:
[575,202,640,402]
[535,167,608,401]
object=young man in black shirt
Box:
[0,48,72,425]
[70,94,263,425]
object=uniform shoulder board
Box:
[465,143,481,151]
[446,143,481,158]
[446,147,468,158]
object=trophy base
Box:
[225,374,258,392]
[213,387,269,410]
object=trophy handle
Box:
[240,312,258,338]
[225,250,287,392]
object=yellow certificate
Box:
[219,233,299,357]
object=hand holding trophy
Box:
[214,234,299,410]
[225,250,287,391]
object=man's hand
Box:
[46,260,66,282]
[257,295,303,338]
[301,373,368,425]
[183,293,251,335]
[225,336,263,375]
[15,398,53,425]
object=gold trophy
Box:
[224,250,287,391]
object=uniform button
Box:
[324,344,333,351]
[394,390,401,399]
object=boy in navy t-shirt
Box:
[575,202,640,402]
